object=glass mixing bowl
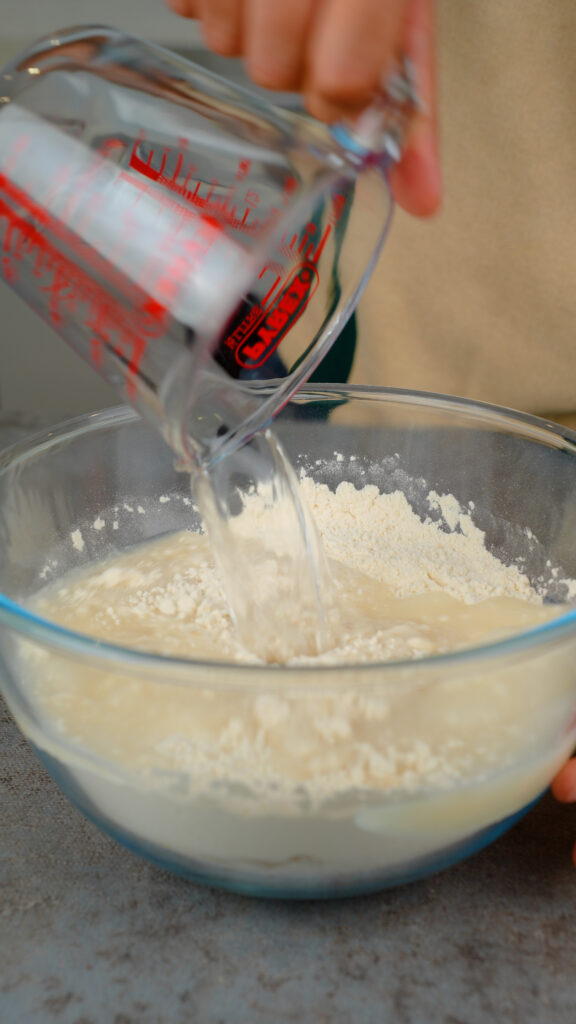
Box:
[1,386,576,899]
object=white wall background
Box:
[0,1,202,418]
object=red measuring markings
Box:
[125,142,267,234]
[227,262,319,370]
[220,186,350,370]
[123,141,294,235]
[236,159,251,182]
[0,172,168,396]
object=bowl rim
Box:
[2,384,576,686]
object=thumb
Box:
[389,0,441,217]
[551,758,576,803]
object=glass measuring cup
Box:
[0,24,415,465]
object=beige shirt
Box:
[353,0,576,422]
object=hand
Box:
[552,759,576,865]
[166,0,441,217]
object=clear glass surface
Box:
[0,27,392,462]
[1,387,576,898]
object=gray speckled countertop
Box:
[1,415,576,1024]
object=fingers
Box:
[305,0,405,122]
[166,0,242,54]
[552,759,576,868]
[551,758,576,803]
[167,0,441,218]
[199,0,243,55]
[165,0,200,16]
[244,0,314,92]
[389,0,441,216]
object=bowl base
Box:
[35,745,542,900]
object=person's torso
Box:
[352,0,576,417]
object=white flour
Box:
[48,478,542,672]
[17,473,576,887]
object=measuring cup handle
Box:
[332,56,422,165]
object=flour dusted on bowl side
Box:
[14,468,576,883]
